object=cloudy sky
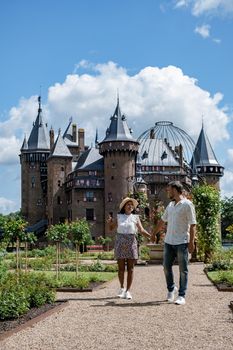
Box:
[0,0,233,214]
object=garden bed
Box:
[0,280,106,341]
[204,268,233,291]
[0,300,68,341]
[56,281,102,292]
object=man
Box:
[153,181,196,305]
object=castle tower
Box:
[20,96,50,225]
[47,129,73,225]
[99,98,139,237]
[192,125,224,189]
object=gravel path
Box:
[1,263,232,350]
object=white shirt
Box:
[162,198,196,245]
[117,214,139,235]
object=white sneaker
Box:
[167,286,178,303]
[175,296,186,305]
[117,288,125,298]
[125,290,132,300]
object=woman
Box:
[107,197,151,300]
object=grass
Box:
[207,270,233,286]
[42,270,117,282]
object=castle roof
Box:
[48,130,73,159]
[27,97,50,151]
[20,135,28,151]
[139,138,180,166]
[192,125,222,167]
[101,98,136,143]
[74,147,103,171]
[63,118,79,147]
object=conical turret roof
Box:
[101,98,136,143]
[192,125,221,167]
[27,97,50,151]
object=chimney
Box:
[175,144,183,167]
[50,127,54,149]
[78,128,85,151]
[72,124,77,143]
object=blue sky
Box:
[0,0,233,214]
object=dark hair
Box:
[119,204,136,214]
[168,181,183,194]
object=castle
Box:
[20,96,224,240]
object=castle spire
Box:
[27,96,50,150]
[101,97,136,143]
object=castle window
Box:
[112,163,115,168]
[61,167,64,171]
[108,192,112,202]
[86,208,94,221]
[31,176,35,188]
[89,171,97,175]
[111,176,114,180]
[68,209,72,221]
[86,191,94,202]
[58,180,61,187]
[57,196,62,205]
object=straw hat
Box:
[119,197,139,211]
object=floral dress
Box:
[114,214,139,259]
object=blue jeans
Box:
[163,243,189,297]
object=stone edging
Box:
[0,300,69,342]
[56,287,93,292]
[203,268,233,292]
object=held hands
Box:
[106,214,113,224]
[150,232,156,243]
[106,214,116,231]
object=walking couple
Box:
[107,181,196,304]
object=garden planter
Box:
[146,243,164,264]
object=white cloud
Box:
[0,61,230,168]
[47,62,230,148]
[221,170,233,198]
[0,136,21,164]
[0,197,18,215]
[213,38,221,43]
[174,0,190,9]
[194,24,211,38]
[192,0,233,17]
[223,148,233,169]
[0,96,42,165]
[174,0,233,17]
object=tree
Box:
[69,219,91,276]
[192,184,221,262]
[46,223,69,278]
[3,217,28,273]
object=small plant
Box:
[140,245,150,260]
